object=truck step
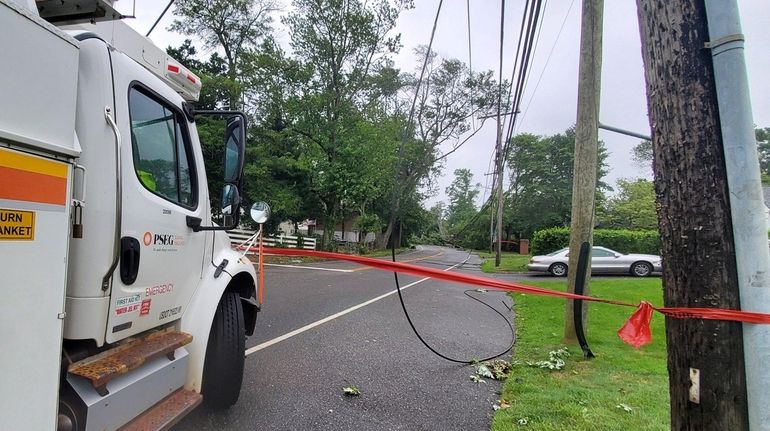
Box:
[118,389,202,431]
[68,330,193,395]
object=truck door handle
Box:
[120,237,141,285]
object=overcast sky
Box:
[120,0,770,207]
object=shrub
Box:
[530,227,660,256]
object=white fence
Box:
[227,229,317,251]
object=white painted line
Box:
[264,263,353,273]
[245,255,470,356]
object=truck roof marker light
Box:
[163,59,202,102]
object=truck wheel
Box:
[202,291,245,408]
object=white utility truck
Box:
[0,1,263,429]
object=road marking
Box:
[347,251,444,272]
[263,251,443,273]
[264,263,353,273]
[244,254,469,356]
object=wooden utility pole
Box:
[493,0,506,267]
[636,1,749,428]
[494,116,504,266]
[564,0,603,343]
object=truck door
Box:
[105,54,208,343]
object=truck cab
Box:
[0,1,261,429]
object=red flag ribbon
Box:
[243,246,770,348]
[617,301,654,348]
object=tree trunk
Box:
[636,1,748,428]
[378,200,400,249]
[321,201,339,251]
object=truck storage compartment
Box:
[0,0,80,156]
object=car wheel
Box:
[549,262,568,277]
[202,291,245,408]
[631,261,653,277]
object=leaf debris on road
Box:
[343,386,361,396]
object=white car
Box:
[527,246,662,277]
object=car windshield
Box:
[547,248,568,256]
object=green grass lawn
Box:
[477,250,532,273]
[492,278,669,431]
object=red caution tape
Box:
[243,246,770,348]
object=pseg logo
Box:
[143,231,183,247]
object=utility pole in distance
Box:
[564,0,603,343]
[480,111,514,262]
[637,0,749,428]
[494,117,504,267]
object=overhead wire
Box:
[503,0,547,160]
[466,0,545,251]
[518,0,576,128]
[467,0,475,130]
[494,5,544,252]
[519,0,548,113]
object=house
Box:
[310,212,376,243]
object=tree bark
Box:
[636,1,749,428]
[378,200,400,249]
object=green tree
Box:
[598,179,657,229]
[631,139,652,168]
[504,128,610,238]
[378,49,500,247]
[756,127,770,183]
[171,0,278,107]
[444,168,480,231]
[283,0,411,248]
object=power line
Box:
[518,0,576,129]
[503,0,547,160]
[467,0,475,130]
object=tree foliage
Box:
[757,127,770,184]
[598,179,657,230]
[279,0,416,248]
[171,0,278,106]
[444,168,480,231]
[503,128,610,238]
[166,0,502,250]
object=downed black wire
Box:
[391,248,515,364]
[386,0,515,365]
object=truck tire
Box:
[202,291,245,408]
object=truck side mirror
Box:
[186,109,248,232]
[223,116,245,185]
[220,184,240,229]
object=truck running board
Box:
[118,389,202,431]
[68,330,193,395]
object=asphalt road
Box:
[175,246,515,431]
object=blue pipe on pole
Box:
[704,2,770,429]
